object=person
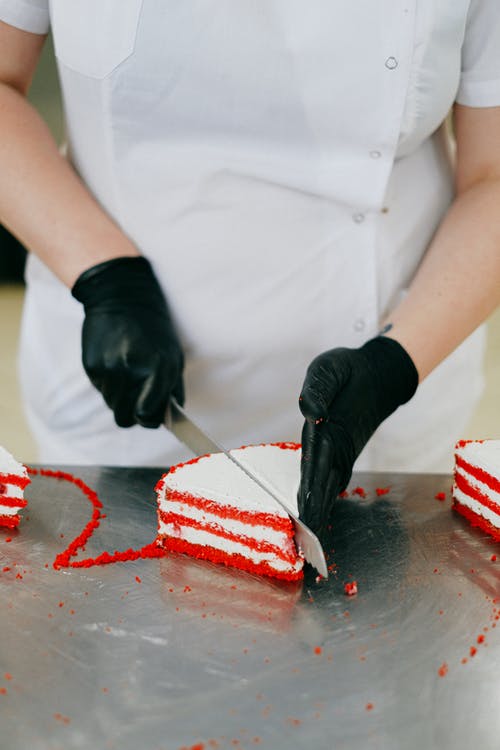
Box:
[1,2,500,534]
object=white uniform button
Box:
[370,150,382,159]
[385,56,398,69]
[353,318,366,332]
[352,212,365,224]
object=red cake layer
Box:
[158,534,303,582]
[0,473,30,490]
[0,513,20,529]
[454,470,500,517]
[0,496,28,509]
[455,453,500,495]
[453,500,500,542]
[158,509,297,563]
[156,482,295,537]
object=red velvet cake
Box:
[452,439,500,541]
[155,443,304,581]
[0,445,30,529]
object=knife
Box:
[165,398,328,579]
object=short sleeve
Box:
[0,0,49,35]
[456,0,500,107]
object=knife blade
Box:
[165,398,328,579]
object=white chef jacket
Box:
[2,1,500,470]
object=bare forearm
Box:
[0,82,138,287]
[383,178,500,380]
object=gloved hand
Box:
[297,336,418,533]
[72,256,184,428]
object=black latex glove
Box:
[297,336,418,533]
[72,256,184,428]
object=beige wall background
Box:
[1,38,499,464]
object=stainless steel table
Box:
[1,467,499,750]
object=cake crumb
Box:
[434,492,446,501]
[352,486,366,498]
[344,581,358,596]
[438,663,448,677]
[313,646,322,655]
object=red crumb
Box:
[53,713,71,725]
[4,673,12,681]
[5,538,12,543]
[102,687,109,694]
[477,634,485,644]
[286,717,301,727]
[183,585,192,592]
[438,663,448,677]
[470,646,477,657]
[2,567,10,572]
[313,646,322,655]
[58,602,64,608]
[491,555,497,562]
[352,487,367,498]
[434,492,446,502]
[135,576,141,583]
[344,581,358,596]
[0,688,7,695]
[365,703,374,711]
[376,487,390,496]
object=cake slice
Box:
[155,442,304,581]
[452,439,500,541]
[0,446,30,529]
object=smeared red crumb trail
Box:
[365,703,374,711]
[344,581,358,596]
[27,467,169,570]
[53,713,71,725]
[434,492,446,502]
[376,487,390,496]
[313,646,322,655]
[438,663,448,677]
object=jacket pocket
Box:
[50,0,143,79]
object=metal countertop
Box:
[1,467,499,750]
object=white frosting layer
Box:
[453,484,500,529]
[162,500,290,549]
[454,467,500,508]
[0,445,28,479]
[162,444,300,516]
[456,440,500,480]
[0,485,24,500]
[158,521,302,574]
[0,505,21,517]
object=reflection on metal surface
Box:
[1,468,499,750]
